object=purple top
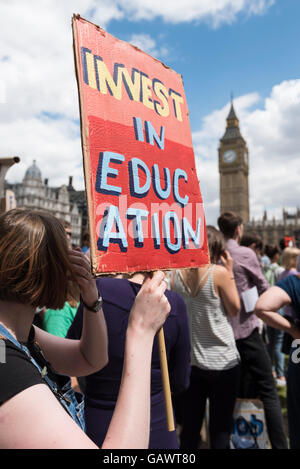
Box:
[226,239,270,340]
[67,277,190,449]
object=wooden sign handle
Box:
[157,327,175,432]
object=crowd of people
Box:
[0,207,299,449]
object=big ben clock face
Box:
[223,149,236,163]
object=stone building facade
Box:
[6,160,84,247]
[218,102,249,222]
[250,209,300,247]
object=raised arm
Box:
[215,250,240,317]
[255,286,300,338]
[0,271,170,449]
[102,271,170,449]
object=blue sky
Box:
[0,0,299,225]
[108,0,300,127]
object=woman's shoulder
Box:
[0,340,43,406]
[165,288,185,305]
[96,277,137,306]
[277,273,300,290]
[211,264,229,280]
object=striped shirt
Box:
[172,266,240,371]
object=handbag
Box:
[230,398,269,449]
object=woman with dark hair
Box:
[0,208,170,449]
[170,226,241,449]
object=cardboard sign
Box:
[72,15,209,274]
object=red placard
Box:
[72,15,209,275]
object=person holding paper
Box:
[218,211,287,449]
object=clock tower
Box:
[218,101,250,222]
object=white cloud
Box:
[0,0,277,197]
[0,116,83,189]
[0,0,122,190]
[117,0,275,26]
[128,34,169,60]
[193,80,300,226]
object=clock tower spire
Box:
[218,100,250,222]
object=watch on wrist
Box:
[81,293,103,313]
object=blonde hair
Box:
[282,247,300,270]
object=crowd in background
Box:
[40,211,300,449]
[0,208,300,449]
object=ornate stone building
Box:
[67,176,88,239]
[218,102,249,222]
[251,209,300,247]
[6,160,83,247]
[218,102,300,247]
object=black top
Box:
[0,326,66,406]
[0,338,44,405]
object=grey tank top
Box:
[172,266,240,370]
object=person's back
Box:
[173,266,239,371]
[43,301,79,338]
[171,226,241,449]
[217,211,287,449]
[264,263,283,286]
[67,276,190,449]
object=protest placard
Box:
[72,15,209,275]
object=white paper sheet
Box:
[241,286,259,313]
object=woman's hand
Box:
[128,271,171,338]
[68,248,98,307]
[220,250,234,274]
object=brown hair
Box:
[206,225,226,264]
[264,244,280,260]
[217,211,243,239]
[0,209,74,309]
[240,231,263,252]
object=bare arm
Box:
[0,384,98,449]
[102,272,171,449]
[215,251,240,317]
[0,271,170,449]
[255,286,300,338]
